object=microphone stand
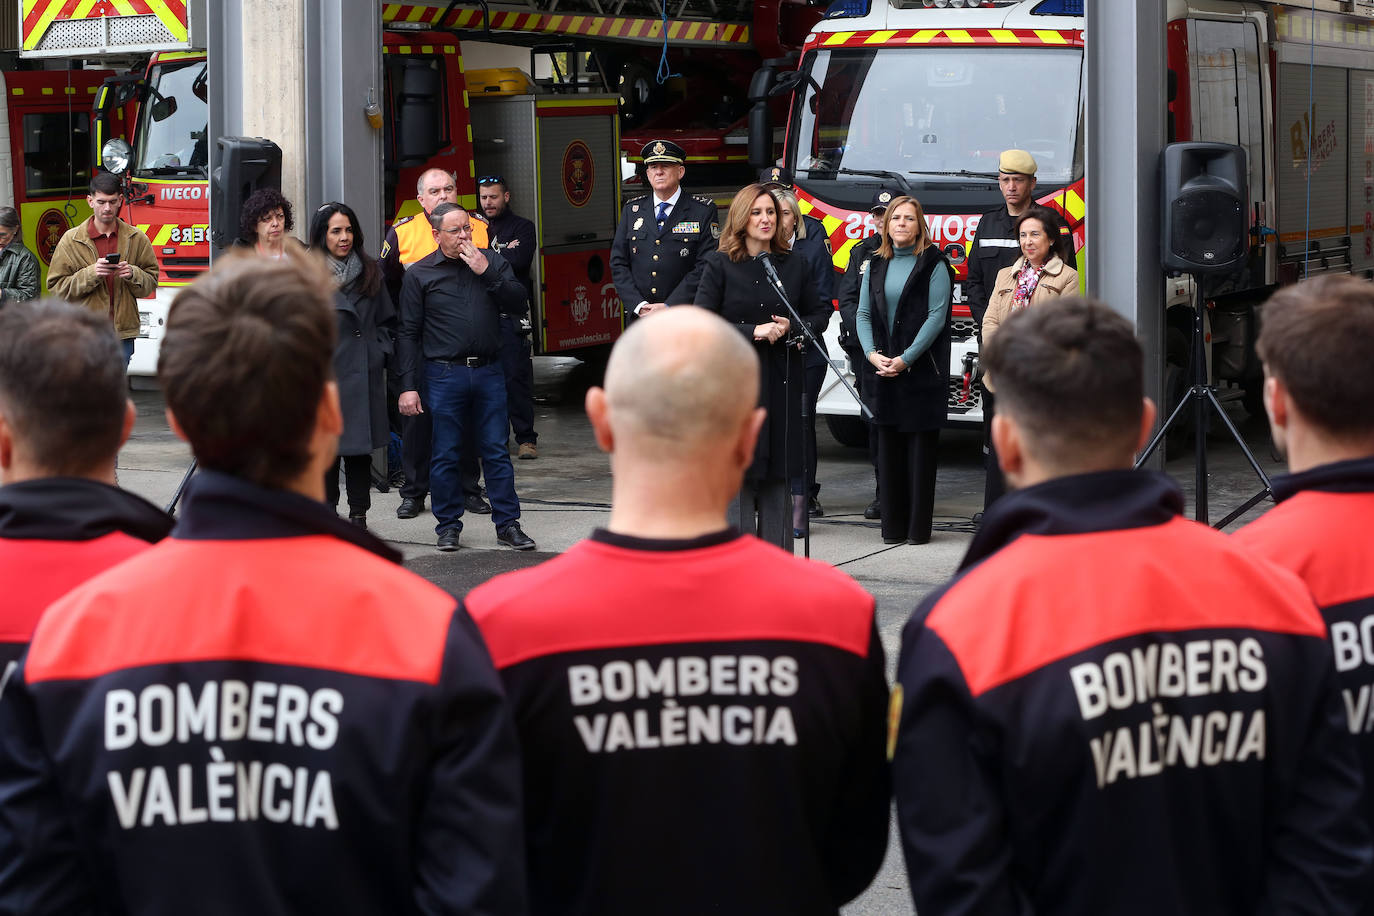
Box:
[761,255,870,559]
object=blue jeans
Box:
[122,338,135,369]
[426,360,520,534]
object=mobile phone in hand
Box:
[105,253,120,265]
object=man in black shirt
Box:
[397,203,536,551]
[479,175,539,460]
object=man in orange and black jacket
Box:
[0,255,526,916]
[0,299,171,673]
[467,307,889,916]
[1235,275,1374,913]
[892,297,1372,916]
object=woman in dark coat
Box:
[856,195,953,545]
[308,202,395,528]
[694,182,828,552]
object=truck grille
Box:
[950,317,978,340]
[946,377,983,412]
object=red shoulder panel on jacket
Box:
[0,533,151,643]
[927,517,1325,697]
[1234,491,1374,609]
[25,537,457,685]
[468,537,875,669]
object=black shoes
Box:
[465,493,493,515]
[808,497,823,518]
[864,500,881,520]
[397,497,424,519]
[497,522,536,551]
[436,529,460,551]
[348,514,367,530]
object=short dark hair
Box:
[308,201,382,296]
[982,297,1144,469]
[89,172,122,197]
[0,298,126,475]
[0,207,19,230]
[1257,275,1374,440]
[158,254,336,489]
[428,202,463,231]
[1015,205,1074,264]
[238,188,295,243]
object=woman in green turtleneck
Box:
[856,196,953,546]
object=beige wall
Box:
[239,0,307,239]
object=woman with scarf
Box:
[308,202,395,528]
[980,204,1080,506]
[856,195,953,546]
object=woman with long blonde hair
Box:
[855,195,952,545]
[693,183,828,551]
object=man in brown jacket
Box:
[47,173,158,368]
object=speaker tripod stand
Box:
[1134,273,1272,528]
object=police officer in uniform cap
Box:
[610,140,719,320]
[966,150,1075,513]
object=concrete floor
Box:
[119,359,1285,915]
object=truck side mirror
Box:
[747,65,778,170]
[211,136,282,252]
[395,60,442,167]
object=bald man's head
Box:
[602,307,759,458]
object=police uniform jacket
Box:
[893,470,1372,916]
[858,246,953,433]
[1236,454,1374,908]
[694,249,828,481]
[965,204,1075,331]
[791,215,834,369]
[380,211,490,306]
[610,192,718,316]
[395,247,527,392]
[467,527,890,916]
[837,234,884,362]
[487,209,537,305]
[332,276,395,457]
[0,470,527,916]
[0,478,171,669]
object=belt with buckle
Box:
[433,355,491,369]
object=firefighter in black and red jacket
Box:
[467,307,889,916]
[0,256,527,916]
[892,298,1372,916]
[1235,275,1374,915]
[0,299,172,672]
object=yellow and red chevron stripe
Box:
[382,3,750,46]
[807,27,1081,51]
[23,0,189,50]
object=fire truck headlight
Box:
[102,139,133,176]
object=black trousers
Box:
[325,453,373,515]
[855,364,880,500]
[983,390,1006,510]
[791,362,825,499]
[876,427,940,544]
[399,379,481,502]
[728,477,792,553]
[500,318,537,445]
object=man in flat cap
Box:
[966,149,1076,512]
[610,140,719,322]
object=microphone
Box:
[758,251,786,293]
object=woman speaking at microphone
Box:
[694,183,827,552]
[856,195,953,546]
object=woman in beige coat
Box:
[983,204,1080,343]
[981,204,1079,507]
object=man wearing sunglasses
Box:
[478,175,539,461]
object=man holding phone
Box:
[47,173,158,368]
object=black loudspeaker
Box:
[211,136,282,250]
[1161,142,1248,273]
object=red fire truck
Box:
[756,0,1374,443]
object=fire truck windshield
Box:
[789,47,1083,187]
[134,59,209,177]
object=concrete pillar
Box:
[239,0,308,233]
[1084,0,1167,463]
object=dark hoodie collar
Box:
[590,526,740,553]
[1271,456,1374,502]
[0,477,173,543]
[173,470,402,564]
[959,469,1183,572]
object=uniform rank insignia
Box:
[886,684,903,761]
[676,221,700,235]
[633,218,644,230]
[379,240,390,258]
[680,248,690,257]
